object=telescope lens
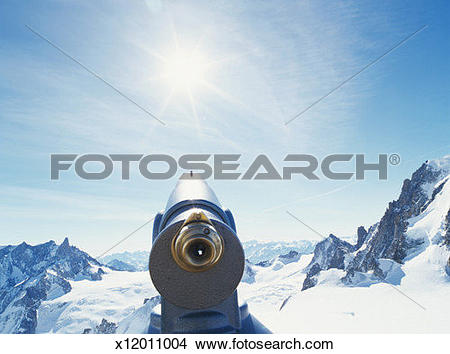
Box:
[188,240,210,261]
[172,222,223,272]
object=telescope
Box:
[148,174,270,333]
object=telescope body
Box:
[148,176,270,334]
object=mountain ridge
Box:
[0,238,105,333]
[302,156,450,290]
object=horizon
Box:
[0,154,445,254]
[0,153,447,254]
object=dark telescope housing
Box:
[148,175,270,333]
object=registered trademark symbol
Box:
[389,153,401,165]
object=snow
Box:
[117,299,158,334]
[427,155,450,173]
[238,254,313,310]
[36,271,158,333]
[0,305,26,334]
[45,282,68,301]
[421,155,450,198]
[243,169,450,333]
[257,280,450,333]
[13,279,27,288]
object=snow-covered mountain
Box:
[100,251,149,272]
[253,156,450,332]
[1,156,449,333]
[0,238,105,333]
[242,240,316,264]
[303,156,450,290]
[105,259,138,272]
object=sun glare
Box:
[153,43,247,120]
[163,49,209,91]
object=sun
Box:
[151,42,248,121]
[162,48,209,91]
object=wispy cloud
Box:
[262,182,357,213]
[0,185,152,221]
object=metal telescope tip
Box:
[171,211,224,272]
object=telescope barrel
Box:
[154,176,236,239]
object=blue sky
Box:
[0,0,449,255]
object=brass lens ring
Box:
[171,221,224,272]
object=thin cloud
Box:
[262,182,357,213]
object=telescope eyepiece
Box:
[150,210,244,310]
[187,239,211,263]
[172,221,223,272]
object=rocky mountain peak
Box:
[302,156,450,290]
[55,237,71,257]
[0,239,105,333]
[302,234,355,290]
[60,237,70,247]
[356,226,368,249]
[56,237,78,258]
